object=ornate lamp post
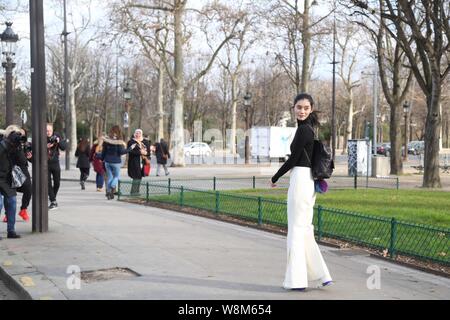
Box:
[243,92,252,165]
[123,79,132,139]
[1,22,19,126]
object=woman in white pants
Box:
[271,93,332,291]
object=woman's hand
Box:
[270,179,277,188]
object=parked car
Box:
[184,142,212,157]
[408,141,424,155]
[377,143,393,156]
[377,143,389,156]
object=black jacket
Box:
[155,141,170,165]
[271,117,314,184]
[127,139,151,180]
[47,134,67,164]
[0,140,17,197]
[75,145,91,169]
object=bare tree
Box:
[352,0,449,187]
[118,0,241,166]
[266,0,331,93]
[46,1,99,158]
[332,22,364,154]
[202,1,256,155]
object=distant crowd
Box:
[0,123,170,239]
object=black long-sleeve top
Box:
[271,116,315,184]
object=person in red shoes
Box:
[3,127,31,223]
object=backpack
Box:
[303,125,335,180]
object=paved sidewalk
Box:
[0,182,449,300]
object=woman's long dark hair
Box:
[293,93,320,127]
[78,138,89,152]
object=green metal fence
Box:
[118,180,449,266]
[136,175,399,192]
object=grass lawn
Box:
[224,188,450,229]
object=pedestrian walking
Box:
[155,138,170,176]
[127,129,151,195]
[90,136,105,192]
[47,123,67,210]
[101,126,134,200]
[75,138,91,190]
[5,128,32,222]
[0,125,25,239]
[270,93,332,291]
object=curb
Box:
[0,246,68,300]
[0,262,32,300]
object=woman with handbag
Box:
[3,126,31,223]
[270,93,332,291]
[0,126,24,239]
[127,129,151,195]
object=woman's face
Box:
[293,99,313,121]
[134,131,142,140]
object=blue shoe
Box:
[322,281,333,287]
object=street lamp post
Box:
[62,0,71,171]
[1,22,19,127]
[123,80,132,139]
[330,0,337,161]
[20,109,27,128]
[403,101,410,160]
[244,92,252,165]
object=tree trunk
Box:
[157,62,165,142]
[390,101,403,175]
[423,91,442,188]
[342,91,354,155]
[230,75,238,155]
[170,5,186,167]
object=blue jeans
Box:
[105,162,121,192]
[96,173,105,189]
[3,195,17,233]
[0,193,3,213]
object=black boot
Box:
[7,232,21,239]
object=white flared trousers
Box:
[283,167,332,289]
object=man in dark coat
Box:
[127,129,151,195]
[47,123,67,210]
[155,138,170,177]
